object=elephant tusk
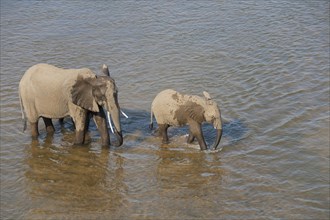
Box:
[107,111,114,134]
[121,110,128,118]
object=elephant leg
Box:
[93,111,110,147]
[71,117,76,129]
[187,131,195,144]
[62,116,75,129]
[72,110,88,145]
[42,117,55,133]
[59,118,64,126]
[85,113,91,132]
[189,121,207,150]
[74,130,85,145]
[83,112,92,144]
[30,121,39,139]
[159,124,169,144]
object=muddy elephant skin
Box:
[150,89,222,150]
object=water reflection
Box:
[23,108,243,218]
[156,148,223,189]
[24,136,127,218]
[152,147,225,219]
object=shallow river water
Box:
[1,1,329,219]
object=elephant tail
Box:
[18,91,27,132]
[149,108,154,130]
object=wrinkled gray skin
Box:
[19,63,123,147]
[150,89,222,150]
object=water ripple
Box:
[1,1,329,219]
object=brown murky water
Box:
[1,1,329,219]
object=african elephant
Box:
[19,63,123,147]
[150,89,222,150]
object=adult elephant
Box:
[150,89,222,150]
[19,63,123,147]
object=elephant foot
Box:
[162,139,170,144]
[74,130,85,146]
[187,132,195,144]
[43,117,55,133]
[30,122,39,138]
[100,139,110,147]
[159,124,169,144]
[198,142,207,151]
[46,126,55,133]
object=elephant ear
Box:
[203,91,212,100]
[185,102,205,124]
[203,91,213,105]
[102,64,110,76]
[71,76,99,112]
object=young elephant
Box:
[19,63,123,147]
[150,89,222,150]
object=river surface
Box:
[1,1,329,219]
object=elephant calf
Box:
[150,89,222,150]
[19,63,123,147]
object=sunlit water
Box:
[1,1,329,219]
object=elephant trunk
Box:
[213,129,222,150]
[212,117,222,150]
[107,105,123,147]
[114,130,123,147]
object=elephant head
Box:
[70,65,123,146]
[201,91,222,150]
[185,91,222,150]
